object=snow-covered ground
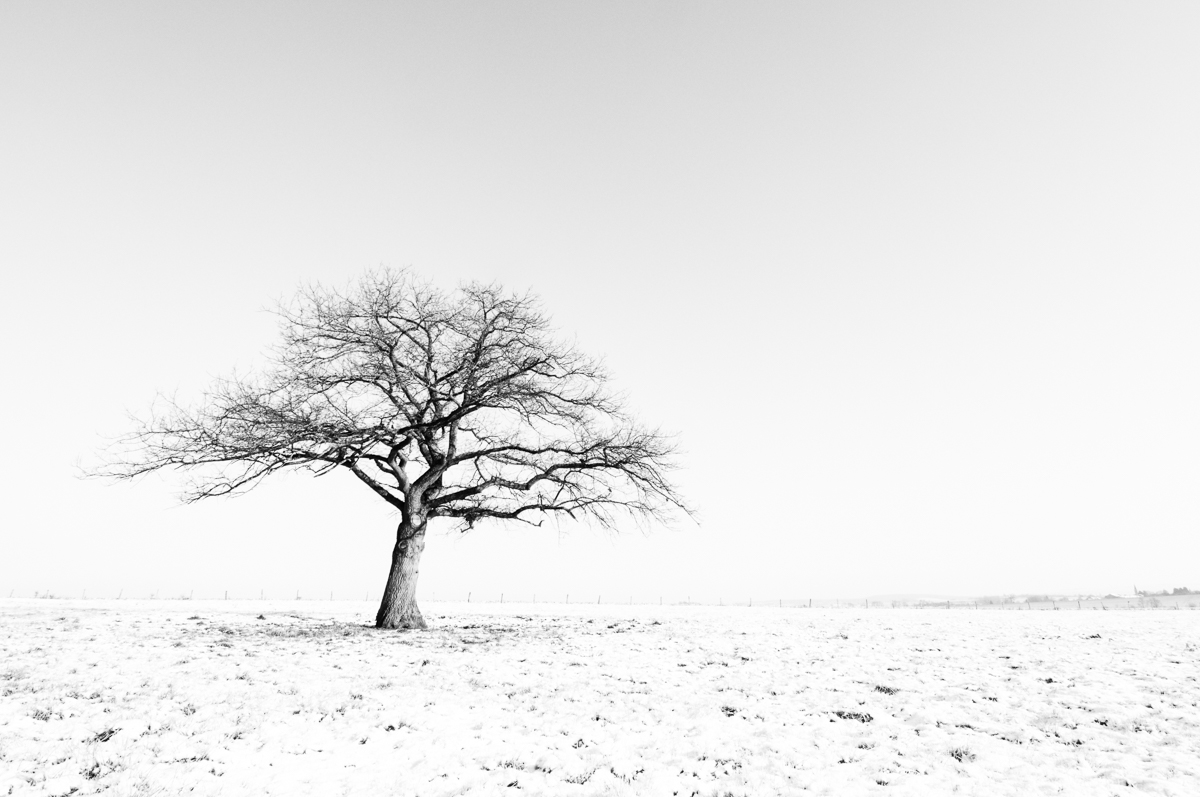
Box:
[2,600,1197,796]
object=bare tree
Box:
[98,269,688,629]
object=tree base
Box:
[375,615,427,631]
[375,602,427,630]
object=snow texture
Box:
[1,600,1197,796]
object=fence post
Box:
[468,592,471,603]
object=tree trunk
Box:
[375,520,427,629]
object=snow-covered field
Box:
[2,600,1197,796]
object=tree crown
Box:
[102,269,688,532]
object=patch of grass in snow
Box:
[610,765,645,783]
[833,711,873,723]
[949,747,976,763]
[564,768,596,784]
[65,689,103,701]
[873,685,899,695]
[255,621,374,639]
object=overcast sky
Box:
[2,1,1198,603]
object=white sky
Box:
[2,2,1198,602]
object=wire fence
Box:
[5,588,1200,610]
